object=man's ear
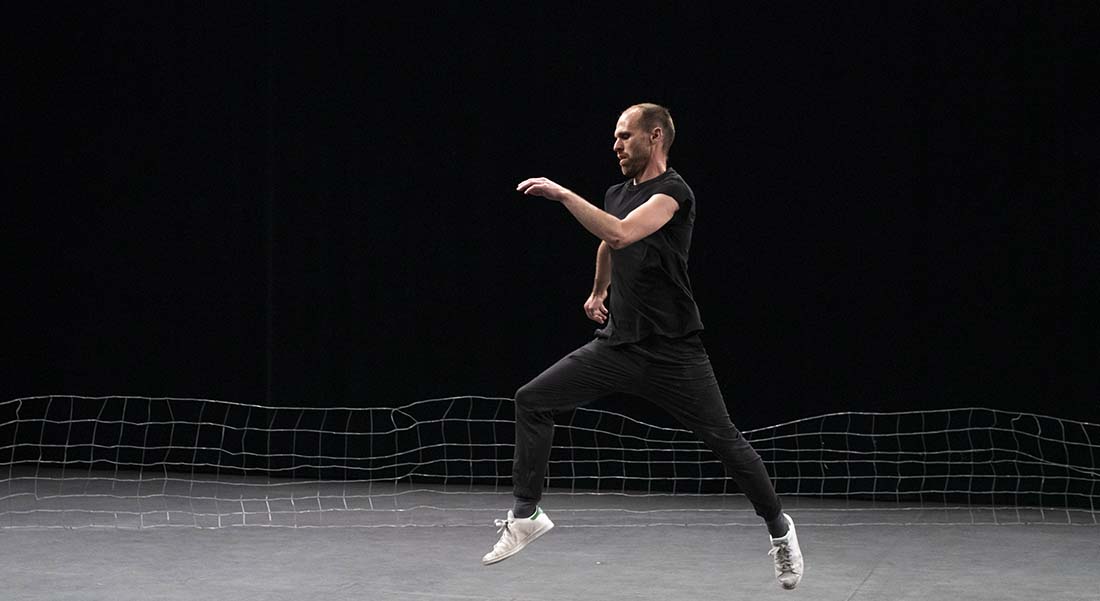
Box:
[651,127,663,146]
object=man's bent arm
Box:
[558,190,678,249]
[516,177,678,249]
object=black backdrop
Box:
[10,4,1097,429]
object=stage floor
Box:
[2,479,1097,600]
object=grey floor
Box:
[2,478,1098,600]
[2,522,1098,601]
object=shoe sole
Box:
[481,521,554,566]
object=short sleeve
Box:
[657,179,693,212]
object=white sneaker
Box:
[769,513,803,590]
[481,507,554,565]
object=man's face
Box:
[613,109,654,179]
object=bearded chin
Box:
[622,160,641,179]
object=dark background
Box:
[10,4,1098,429]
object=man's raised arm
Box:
[517,177,678,249]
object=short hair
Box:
[627,103,676,152]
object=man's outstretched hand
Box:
[517,177,570,202]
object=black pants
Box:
[512,334,783,523]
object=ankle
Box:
[512,501,538,520]
[767,514,789,539]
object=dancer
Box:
[483,103,803,590]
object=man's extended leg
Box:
[635,335,803,589]
[510,338,645,515]
[483,338,644,565]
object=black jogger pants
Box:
[512,334,783,523]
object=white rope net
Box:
[2,396,1096,529]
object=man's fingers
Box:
[585,305,606,323]
[585,303,608,324]
[516,177,545,191]
[584,299,608,323]
[519,184,544,197]
[523,185,553,199]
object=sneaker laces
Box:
[770,542,794,572]
[492,518,515,549]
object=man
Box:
[483,103,804,590]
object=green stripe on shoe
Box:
[529,508,541,520]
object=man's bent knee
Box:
[514,384,544,411]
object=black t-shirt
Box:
[596,168,704,345]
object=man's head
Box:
[613,103,675,180]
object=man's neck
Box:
[632,157,669,185]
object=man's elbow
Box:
[605,226,635,249]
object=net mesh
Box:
[2,395,1097,529]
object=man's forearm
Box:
[517,176,673,249]
[593,241,612,295]
[560,192,626,247]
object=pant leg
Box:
[634,335,783,522]
[513,338,645,505]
